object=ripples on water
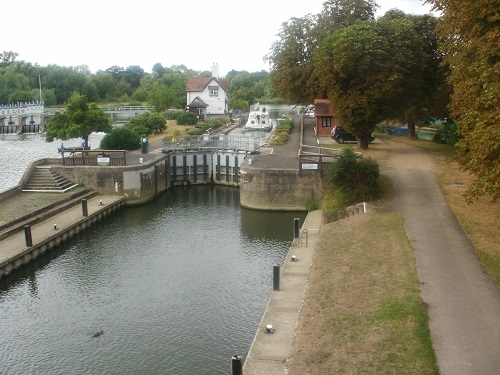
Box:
[0,186,306,374]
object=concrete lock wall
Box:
[239,165,323,211]
[52,155,170,206]
[169,151,246,187]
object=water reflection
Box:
[0,186,305,374]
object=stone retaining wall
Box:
[239,166,323,211]
[0,198,126,280]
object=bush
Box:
[305,201,318,211]
[176,112,198,125]
[270,118,293,145]
[326,148,380,205]
[126,112,166,136]
[100,127,140,150]
[165,111,183,120]
[433,120,459,145]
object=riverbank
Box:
[285,137,500,375]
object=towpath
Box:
[380,139,500,375]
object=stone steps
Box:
[22,166,78,192]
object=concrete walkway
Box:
[381,140,500,375]
[243,209,322,374]
[0,195,125,272]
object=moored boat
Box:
[244,109,273,131]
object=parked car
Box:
[330,126,375,144]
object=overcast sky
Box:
[3,0,436,76]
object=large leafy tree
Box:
[266,0,379,105]
[45,93,112,146]
[319,0,378,30]
[426,0,499,201]
[379,10,451,138]
[266,15,320,105]
[314,19,425,149]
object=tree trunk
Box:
[357,135,370,150]
[408,123,416,139]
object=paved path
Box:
[0,195,125,269]
[381,140,500,375]
[243,210,322,375]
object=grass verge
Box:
[288,214,438,374]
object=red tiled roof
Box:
[186,77,229,92]
[314,99,334,116]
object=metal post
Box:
[24,225,33,247]
[294,218,300,239]
[82,199,88,217]
[231,355,243,375]
[273,265,280,291]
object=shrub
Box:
[165,111,183,120]
[433,120,459,145]
[176,112,198,125]
[326,148,380,205]
[126,112,166,136]
[270,118,293,145]
[305,201,318,211]
[100,127,140,150]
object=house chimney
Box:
[212,63,219,79]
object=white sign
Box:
[97,157,110,166]
[302,163,318,170]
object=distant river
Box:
[0,132,105,192]
[0,133,306,374]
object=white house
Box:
[185,64,229,121]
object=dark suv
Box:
[330,126,375,144]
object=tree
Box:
[0,51,18,68]
[45,93,112,146]
[379,10,450,138]
[426,0,499,201]
[314,19,425,149]
[266,0,379,105]
[319,0,378,29]
[266,15,320,105]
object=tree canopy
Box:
[266,0,449,149]
[314,18,426,149]
[45,93,112,146]
[426,0,499,201]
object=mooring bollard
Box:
[24,225,33,247]
[294,217,300,239]
[82,199,88,217]
[231,355,242,375]
[273,265,280,291]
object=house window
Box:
[208,85,219,97]
[321,117,332,128]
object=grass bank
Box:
[288,213,438,374]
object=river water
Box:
[0,133,306,374]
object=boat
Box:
[244,109,274,131]
[58,146,90,153]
